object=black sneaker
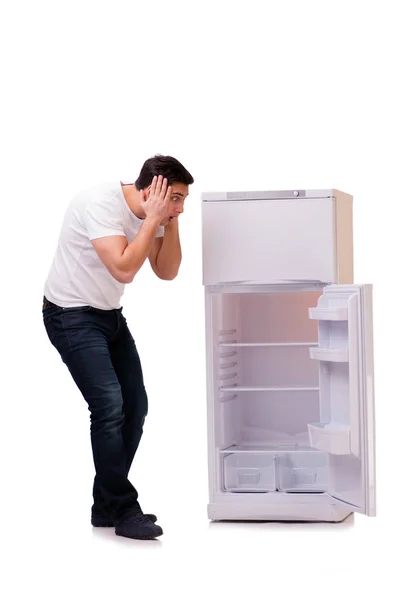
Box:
[115,510,163,540]
[91,509,157,528]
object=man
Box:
[42,154,194,540]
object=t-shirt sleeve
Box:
[83,197,125,241]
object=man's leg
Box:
[111,312,149,474]
[92,311,149,518]
[43,304,139,519]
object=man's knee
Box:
[89,390,125,429]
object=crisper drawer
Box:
[202,197,337,285]
[223,453,276,492]
[277,452,328,492]
[222,451,329,493]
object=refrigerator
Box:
[201,189,376,522]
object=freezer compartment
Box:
[223,453,276,492]
[277,451,328,492]
[202,191,354,285]
[308,422,351,454]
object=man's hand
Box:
[140,175,172,224]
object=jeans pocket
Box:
[43,315,60,347]
[43,304,62,322]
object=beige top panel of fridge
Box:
[201,189,353,286]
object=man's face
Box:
[146,181,189,226]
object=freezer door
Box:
[310,284,376,515]
[202,198,337,285]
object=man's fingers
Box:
[150,175,169,202]
[165,185,172,203]
[161,177,169,198]
[155,174,164,195]
[150,175,157,196]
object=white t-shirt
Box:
[44,181,165,310]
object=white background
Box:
[1,0,398,597]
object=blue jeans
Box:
[42,296,148,519]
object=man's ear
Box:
[143,186,151,201]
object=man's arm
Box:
[90,175,172,283]
[91,216,162,283]
[148,218,182,280]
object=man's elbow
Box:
[114,270,135,284]
[160,274,175,281]
[158,269,179,281]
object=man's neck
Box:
[120,183,146,219]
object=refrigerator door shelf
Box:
[309,307,348,321]
[309,347,349,362]
[308,422,351,455]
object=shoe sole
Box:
[115,531,163,540]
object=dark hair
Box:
[135,154,194,190]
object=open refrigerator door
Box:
[308,284,376,515]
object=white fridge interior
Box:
[209,285,373,514]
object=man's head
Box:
[135,154,194,226]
